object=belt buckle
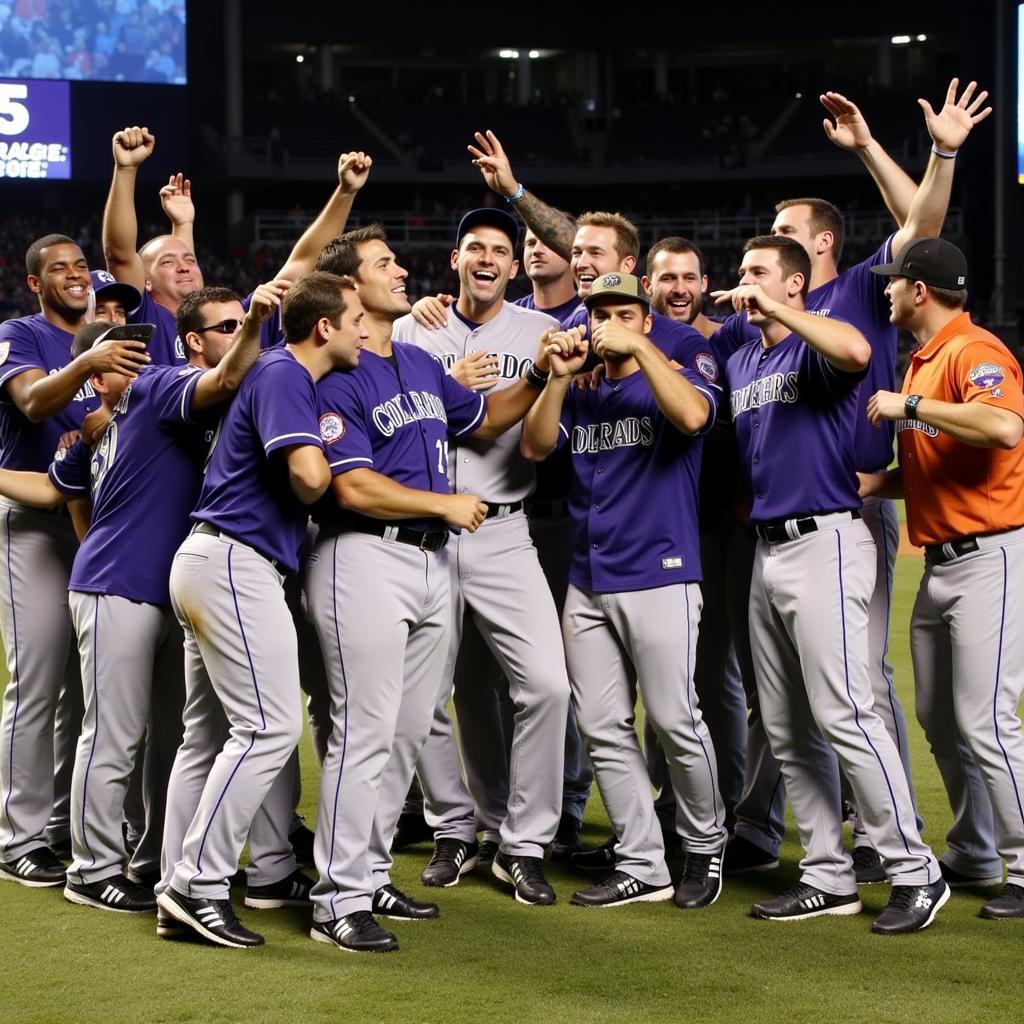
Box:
[420,531,443,552]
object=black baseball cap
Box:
[456,207,520,250]
[72,321,155,359]
[870,237,968,290]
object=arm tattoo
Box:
[516,193,576,261]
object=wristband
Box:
[904,394,923,420]
[931,145,957,160]
[525,363,549,389]
[506,182,526,203]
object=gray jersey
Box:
[393,303,558,503]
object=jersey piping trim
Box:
[450,394,487,437]
[263,431,322,453]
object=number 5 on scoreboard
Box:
[0,84,30,136]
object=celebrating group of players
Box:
[0,75,1021,955]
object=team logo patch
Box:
[53,446,67,462]
[601,273,621,287]
[95,270,116,284]
[319,412,345,444]
[695,351,719,382]
[969,362,1005,389]
[0,341,8,366]
[174,335,186,361]
[991,388,1005,399]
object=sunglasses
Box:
[197,318,242,335]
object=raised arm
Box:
[890,78,992,260]
[160,172,195,252]
[276,152,372,281]
[467,130,575,261]
[102,126,155,292]
[820,91,918,227]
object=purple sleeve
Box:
[241,291,285,349]
[439,365,486,438]
[845,235,895,334]
[47,438,91,495]
[251,359,322,455]
[316,374,373,476]
[0,319,44,391]
[150,367,205,428]
[680,366,719,435]
[708,312,759,365]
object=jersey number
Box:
[435,439,448,475]
[90,422,118,493]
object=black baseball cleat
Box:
[853,846,887,885]
[244,869,314,909]
[569,836,617,873]
[722,835,779,875]
[391,811,434,852]
[477,839,499,867]
[939,860,1003,889]
[752,882,862,921]
[420,838,479,887]
[310,911,398,953]
[64,873,156,913]
[674,847,724,909]
[979,883,1024,920]
[492,851,556,906]
[289,824,316,867]
[871,879,949,934]
[549,812,583,859]
[372,883,439,921]
[156,887,264,948]
[0,846,67,887]
[570,870,673,908]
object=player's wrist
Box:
[505,181,525,202]
[930,143,957,160]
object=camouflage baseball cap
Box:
[582,272,650,309]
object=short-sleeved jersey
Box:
[240,291,285,350]
[314,343,486,534]
[192,348,323,574]
[727,331,867,523]
[129,292,186,366]
[897,312,1024,546]
[393,301,554,503]
[48,364,213,606]
[0,313,99,471]
[514,293,584,327]
[555,364,719,593]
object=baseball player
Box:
[392,208,572,893]
[304,222,551,953]
[156,272,362,949]
[0,235,151,888]
[90,270,141,326]
[521,272,727,908]
[102,127,373,361]
[722,234,946,933]
[863,237,1024,920]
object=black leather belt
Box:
[191,520,286,573]
[484,500,523,520]
[755,510,860,545]
[345,519,449,552]
[525,499,569,520]
[924,535,980,564]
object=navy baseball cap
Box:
[456,207,520,249]
[870,238,968,290]
[90,269,142,311]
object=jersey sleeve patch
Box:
[0,341,8,366]
[695,351,718,382]
[968,362,1005,389]
[319,412,346,444]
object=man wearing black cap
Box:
[862,238,1024,920]
[391,209,572,906]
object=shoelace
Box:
[432,838,470,862]
[682,853,712,885]
[513,856,548,882]
[778,881,818,901]
[600,870,635,890]
[884,885,918,911]
[346,910,379,931]
[997,883,1024,900]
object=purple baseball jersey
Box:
[514,293,584,327]
[726,331,867,523]
[192,348,323,574]
[47,365,214,606]
[555,365,720,592]
[0,313,100,471]
[240,291,285,350]
[129,292,186,366]
[314,343,485,534]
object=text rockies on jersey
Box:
[730,372,800,417]
[570,416,655,454]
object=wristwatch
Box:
[904,394,923,420]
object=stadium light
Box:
[295,54,305,63]
[499,49,519,59]
[890,35,911,44]
[916,34,927,41]
[529,50,540,58]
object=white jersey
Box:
[393,301,558,504]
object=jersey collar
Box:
[911,311,972,363]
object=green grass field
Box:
[0,553,1019,1024]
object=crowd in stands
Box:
[0,0,185,83]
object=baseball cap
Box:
[72,321,155,359]
[90,269,142,311]
[582,272,650,310]
[456,207,520,249]
[870,237,968,290]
